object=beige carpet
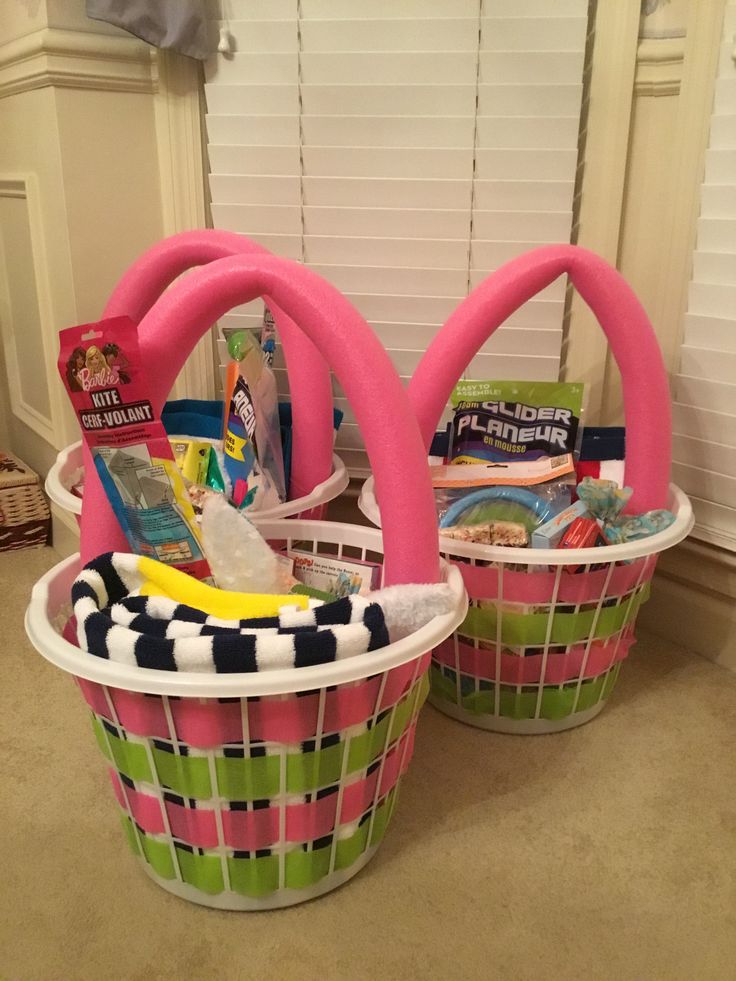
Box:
[3,547,735,981]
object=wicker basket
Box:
[0,452,50,552]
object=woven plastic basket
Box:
[27,521,465,909]
[45,440,348,525]
[360,245,694,734]
[52,230,347,530]
[27,250,466,907]
[360,480,690,733]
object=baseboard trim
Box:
[640,574,736,673]
[50,503,79,558]
[639,538,736,672]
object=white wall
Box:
[0,1,208,548]
[567,0,734,666]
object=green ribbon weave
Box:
[93,673,428,800]
[459,584,649,647]
[430,662,621,721]
[121,787,397,896]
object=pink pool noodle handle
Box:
[409,244,671,513]
[83,228,334,557]
[101,229,334,503]
[82,254,441,586]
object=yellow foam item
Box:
[136,555,308,619]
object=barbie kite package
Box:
[58,317,212,581]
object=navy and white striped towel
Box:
[72,552,391,673]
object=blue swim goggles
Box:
[439,486,555,529]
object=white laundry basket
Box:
[26,520,465,909]
[361,245,694,734]
[360,479,691,733]
[51,229,349,527]
[46,440,348,525]
[29,247,464,907]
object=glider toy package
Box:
[448,380,584,464]
[58,317,212,581]
[434,381,586,538]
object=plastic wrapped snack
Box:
[576,476,632,524]
[440,521,528,547]
[604,509,675,544]
[200,493,296,594]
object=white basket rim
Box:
[25,519,467,698]
[45,441,349,519]
[359,476,694,565]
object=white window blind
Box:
[671,0,736,549]
[204,0,589,475]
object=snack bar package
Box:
[286,550,382,599]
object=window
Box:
[671,0,736,548]
[205,0,590,474]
